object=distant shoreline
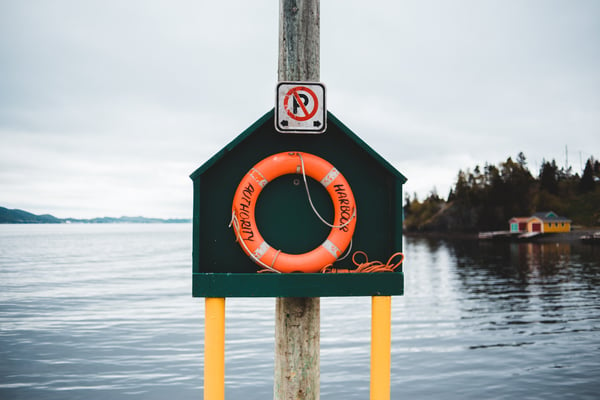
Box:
[0,206,191,224]
[405,227,600,243]
[0,219,192,224]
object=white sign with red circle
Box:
[275,82,326,133]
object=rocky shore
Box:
[404,227,600,243]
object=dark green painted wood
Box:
[193,272,404,298]
[190,109,406,297]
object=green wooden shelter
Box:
[190,110,407,297]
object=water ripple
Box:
[1,225,599,399]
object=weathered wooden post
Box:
[275,1,321,399]
[278,0,320,82]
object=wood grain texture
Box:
[276,1,321,398]
[278,0,320,82]
[274,297,320,399]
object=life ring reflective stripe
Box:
[231,151,357,273]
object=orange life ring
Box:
[230,151,357,273]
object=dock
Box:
[478,230,541,240]
[478,230,514,239]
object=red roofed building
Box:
[509,211,571,233]
[509,217,529,233]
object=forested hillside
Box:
[404,153,600,232]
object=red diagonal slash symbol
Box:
[284,86,318,121]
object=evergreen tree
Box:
[539,159,559,194]
[454,170,469,201]
[404,194,411,214]
[447,188,455,202]
[579,158,595,193]
[517,151,527,168]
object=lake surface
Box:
[1,224,599,399]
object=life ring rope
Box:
[297,152,356,231]
[230,151,357,273]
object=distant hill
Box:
[0,207,191,224]
[0,207,63,223]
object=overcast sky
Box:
[1,0,599,219]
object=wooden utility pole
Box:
[278,0,320,82]
[275,1,321,399]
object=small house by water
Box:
[509,217,529,233]
[510,211,571,234]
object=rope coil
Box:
[320,251,405,274]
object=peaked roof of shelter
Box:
[190,109,407,183]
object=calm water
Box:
[1,224,599,399]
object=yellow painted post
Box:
[205,297,225,400]
[370,296,391,400]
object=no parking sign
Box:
[275,82,326,133]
